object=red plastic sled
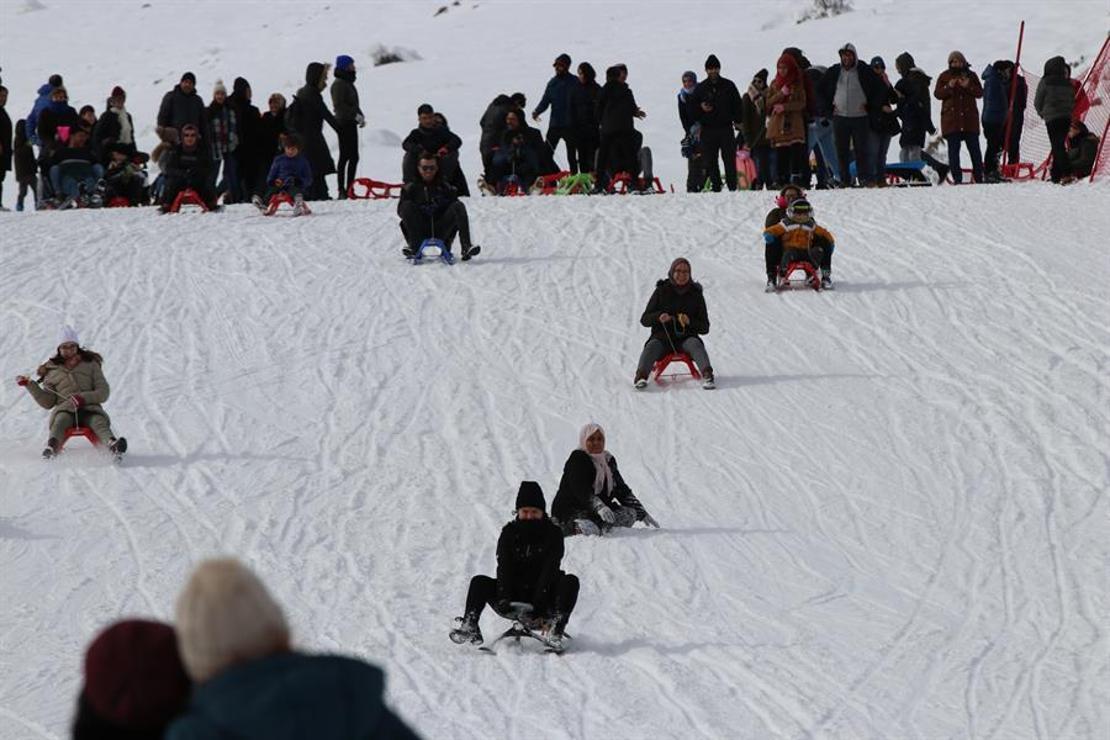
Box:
[60,426,101,450]
[106,196,131,208]
[167,188,210,213]
[653,352,701,383]
[263,192,311,216]
[533,171,571,194]
[777,261,822,291]
[347,178,403,199]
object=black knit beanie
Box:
[515,481,545,511]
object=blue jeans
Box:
[49,163,104,198]
[870,132,892,182]
[945,133,983,183]
[808,118,839,185]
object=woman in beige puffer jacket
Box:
[16,328,126,459]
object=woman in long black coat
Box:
[286,62,338,200]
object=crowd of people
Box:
[0,44,1099,211]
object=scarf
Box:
[747,83,766,116]
[578,423,614,497]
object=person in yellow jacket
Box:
[762,199,835,290]
[15,326,127,459]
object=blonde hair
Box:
[175,558,290,683]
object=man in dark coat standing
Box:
[688,54,742,191]
[286,62,338,200]
[817,43,885,185]
[227,77,264,199]
[157,72,211,147]
[893,52,935,162]
[449,482,579,652]
[532,53,579,173]
[330,55,365,199]
[595,64,646,190]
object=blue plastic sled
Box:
[408,238,455,266]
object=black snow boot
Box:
[449,612,483,645]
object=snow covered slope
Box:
[2,183,1109,738]
[1,0,1107,192]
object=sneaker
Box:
[633,372,648,390]
[402,246,417,258]
[821,271,833,290]
[461,244,481,261]
[765,276,777,293]
[251,194,265,211]
[292,195,307,217]
[702,371,716,390]
[42,438,59,459]
[108,437,128,456]
[449,613,483,645]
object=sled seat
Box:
[61,426,100,450]
[168,188,209,213]
[780,261,821,291]
[653,352,701,382]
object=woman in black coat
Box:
[595,64,645,188]
[634,257,714,389]
[569,62,601,174]
[552,423,659,536]
[286,62,338,200]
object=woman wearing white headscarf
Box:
[551,423,659,536]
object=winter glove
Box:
[274,178,284,188]
[16,375,30,387]
[641,512,660,528]
[69,395,85,409]
[437,146,449,157]
[594,501,617,525]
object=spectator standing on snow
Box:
[72,620,191,740]
[228,77,264,199]
[1034,55,1078,184]
[330,54,365,199]
[260,93,287,162]
[0,85,10,209]
[868,56,900,184]
[92,86,135,163]
[168,558,419,739]
[894,52,935,162]
[767,53,808,187]
[688,54,741,191]
[14,119,38,211]
[570,63,601,175]
[532,53,579,173]
[934,51,984,184]
[740,69,771,190]
[595,64,646,191]
[677,70,706,192]
[994,60,1027,164]
[157,72,210,148]
[817,42,885,186]
[26,73,63,148]
[980,60,1011,181]
[286,62,339,200]
[207,80,240,202]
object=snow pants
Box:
[636,336,711,378]
[464,573,579,631]
[398,200,472,252]
[50,409,113,446]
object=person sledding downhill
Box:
[763,198,836,291]
[633,258,715,390]
[450,482,578,654]
[15,327,127,461]
[398,152,480,262]
[253,134,311,216]
[552,423,660,537]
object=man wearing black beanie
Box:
[689,53,742,191]
[449,482,580,653]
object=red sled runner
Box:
[61,426,101,450]
[263,192,311,216]
[165,188,210,213]
[652,352,701,383]
[775,261,822,291]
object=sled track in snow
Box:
[0,185,1108,739]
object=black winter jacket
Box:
[894,68,936,147]
[397,178,460,219]
[570,80,602,139]
[0,107,11,173]
[689,75,742,129]
[402,125,462,155]
[596,81,639,134]
[157,85,209,137]
[286,63,338,176]
[162,143,212,182]
[495,518,566,612]
[479,96,514,151]
[640,279,710,343]
[552,449,646,523]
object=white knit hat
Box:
[175,558,290,683]
[212,78,227,96]
[59,325,80,346]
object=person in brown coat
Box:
[934,51,984,183]
[15,326,127,459]
[766,53,808,187]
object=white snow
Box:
[2,2,1110,739]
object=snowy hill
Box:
[2,1,1110,739]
